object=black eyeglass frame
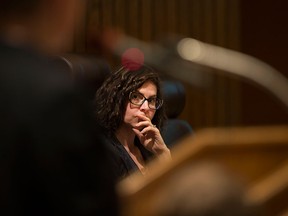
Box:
[128,91,163,110]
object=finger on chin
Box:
[132,128,142,138]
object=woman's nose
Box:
[140,100,149,110]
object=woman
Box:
[94,64,171,180]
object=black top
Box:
[0,41,118,215]
[103,133,154,180]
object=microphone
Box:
[110,34,288,109]
[176,38,288,109]
[109,34,211,88]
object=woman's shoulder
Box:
[101,133,130,179]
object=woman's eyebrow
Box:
[137,90,157,98]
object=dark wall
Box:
[240,0,288,125]
[82,0,288,129]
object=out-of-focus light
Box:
[121,48,145,71]
[177,38,204,61]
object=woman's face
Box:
[123,81,157,128]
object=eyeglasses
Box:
[129,91,163,110]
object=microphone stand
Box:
[111,35,288,111]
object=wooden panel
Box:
[246,161,288,216]
[113,0,127,30]
[139,0,152,41]
[117,125,288,216]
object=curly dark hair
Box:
[94,65,167,135]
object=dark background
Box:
[75,0,288,130]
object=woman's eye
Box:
[132,93,143,100]
[149,98,156,103]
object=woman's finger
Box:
[136,114,150,121]
[141,125,158,135]
[132,128,143,139]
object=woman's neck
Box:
[115,124,147,175]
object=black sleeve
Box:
[6,81,119,215]
[29,90,119,216]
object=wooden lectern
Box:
[117,125,288,216]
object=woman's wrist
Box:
[154,146,171,159]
